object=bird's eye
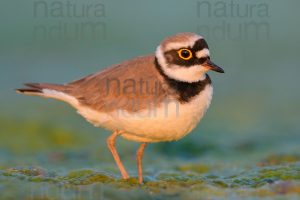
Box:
[177,49,193,60]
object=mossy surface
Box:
[0,157,300,199]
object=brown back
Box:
[67,55,171,112]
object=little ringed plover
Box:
[17,32,224,184]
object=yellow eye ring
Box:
[177,48,193,60]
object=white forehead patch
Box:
[196,48,210,58]
[156,46,208,83]
[164,35,203,51]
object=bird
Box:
[16,32,224,184]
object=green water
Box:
[1,0,300,199]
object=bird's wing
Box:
[67,54,169,112]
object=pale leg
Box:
[107,130,129,179]
[136,142,147,184]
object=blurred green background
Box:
[0,0,300,199]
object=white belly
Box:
[77,85,213,143]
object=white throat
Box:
[155,46,207,83]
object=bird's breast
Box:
[114,84,214,142]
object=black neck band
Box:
[154,57,212,103]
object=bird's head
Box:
[156,32,224,83]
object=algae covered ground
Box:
[0,108,299,200]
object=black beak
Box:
[203,60,224,73]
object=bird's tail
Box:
[16,83,78,107]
